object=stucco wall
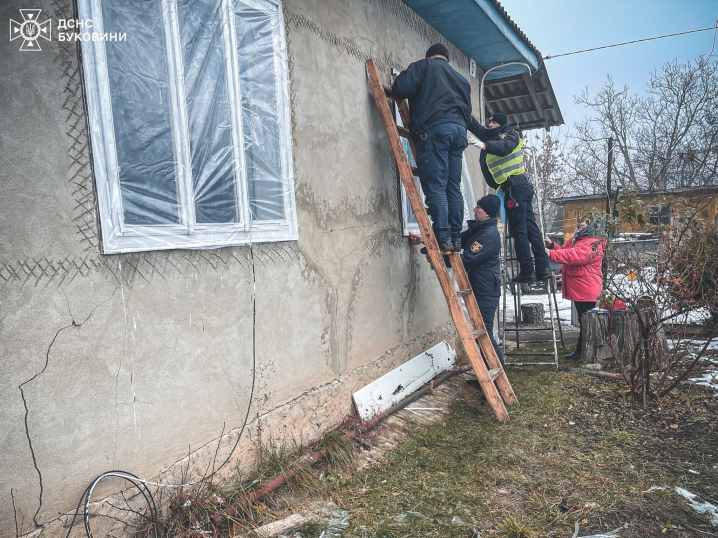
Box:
[0,0,488,535]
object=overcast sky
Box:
[499,0,718,134]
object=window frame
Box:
[79,0,297,254]
[648,204,672,227]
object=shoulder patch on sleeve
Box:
[470,241,483,253]
[498,132,507,139]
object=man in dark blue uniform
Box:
[468,113,552,282]
[392,43,473,253]
[410,194,505,368]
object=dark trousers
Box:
[416,123,467,244]
[574,301,596,354]
[475,295,505,369]
[502,178,551,276]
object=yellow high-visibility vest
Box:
[486,137,525,184]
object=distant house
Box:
[551,186,718,244]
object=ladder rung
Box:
[505,339,557,343]
[456,289,472,297]
[410,166,419,176]
[397,125,411,138]
[506,352,556,356]
[488,367,503,380]
[506,361,557,366]
[383,84,393,97]
[504,327,551,333]
[471,329,487,338]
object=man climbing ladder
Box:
[391,43,473,253]
[366,58,518,422]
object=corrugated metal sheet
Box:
[484,61,564,131]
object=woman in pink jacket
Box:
[544,214,604,360]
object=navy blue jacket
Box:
[392,58,473,138]
[467,121,521,189]
[460,217,501,297]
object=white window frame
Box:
[79,0,297,254]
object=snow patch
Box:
[690,371,718,393]
[675,487,718,526]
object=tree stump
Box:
[580,310,636,365]
[521,303,544,324]
[580,308,670,369]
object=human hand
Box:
[545,248,552,258]
[544,237,553,247]
[471,139,486,150]
[409,231,424,246]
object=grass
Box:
[316,345,718,537]
[136,343,717,538]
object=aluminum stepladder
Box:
[500,147,564,367]
[366,59,518,422]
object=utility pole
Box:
[603,137,614,287]
[606,136,613,215]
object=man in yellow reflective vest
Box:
[468,113,552,282]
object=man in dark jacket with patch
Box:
[410,195,505,368]
[468,113,552,282]
[392,43,472,253]
[459,194,505,368]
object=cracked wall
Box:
[0,0,487,535]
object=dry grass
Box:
[138,343,717,538]
[316,345,718,537]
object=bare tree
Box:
[602,193,718,405]
[524,129,569,230]
[567,56,718,194]
[638,58,718,189]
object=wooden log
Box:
[580,308,670,369]
[580,310,636,365]
[521,303,544,325]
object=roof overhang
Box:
[403,0,538,78]
[483,62,564,131]
[402,0,564,131]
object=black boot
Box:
[564,351,580,360]
[511,273,537,283]
[536,269,554,280]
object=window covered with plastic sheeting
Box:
[395,104,476,237]
[79,0,297,254]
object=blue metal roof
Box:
[403,0,539,80]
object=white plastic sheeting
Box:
[79,0,297,253]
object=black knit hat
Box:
[489,113,508,126]
[425,43,449,61]
[477,194,501,218]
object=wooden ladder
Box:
[366,59,518,421]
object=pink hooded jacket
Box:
[549,237,604,302]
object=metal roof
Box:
[402,0,564,131]
[483,61,564,131]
